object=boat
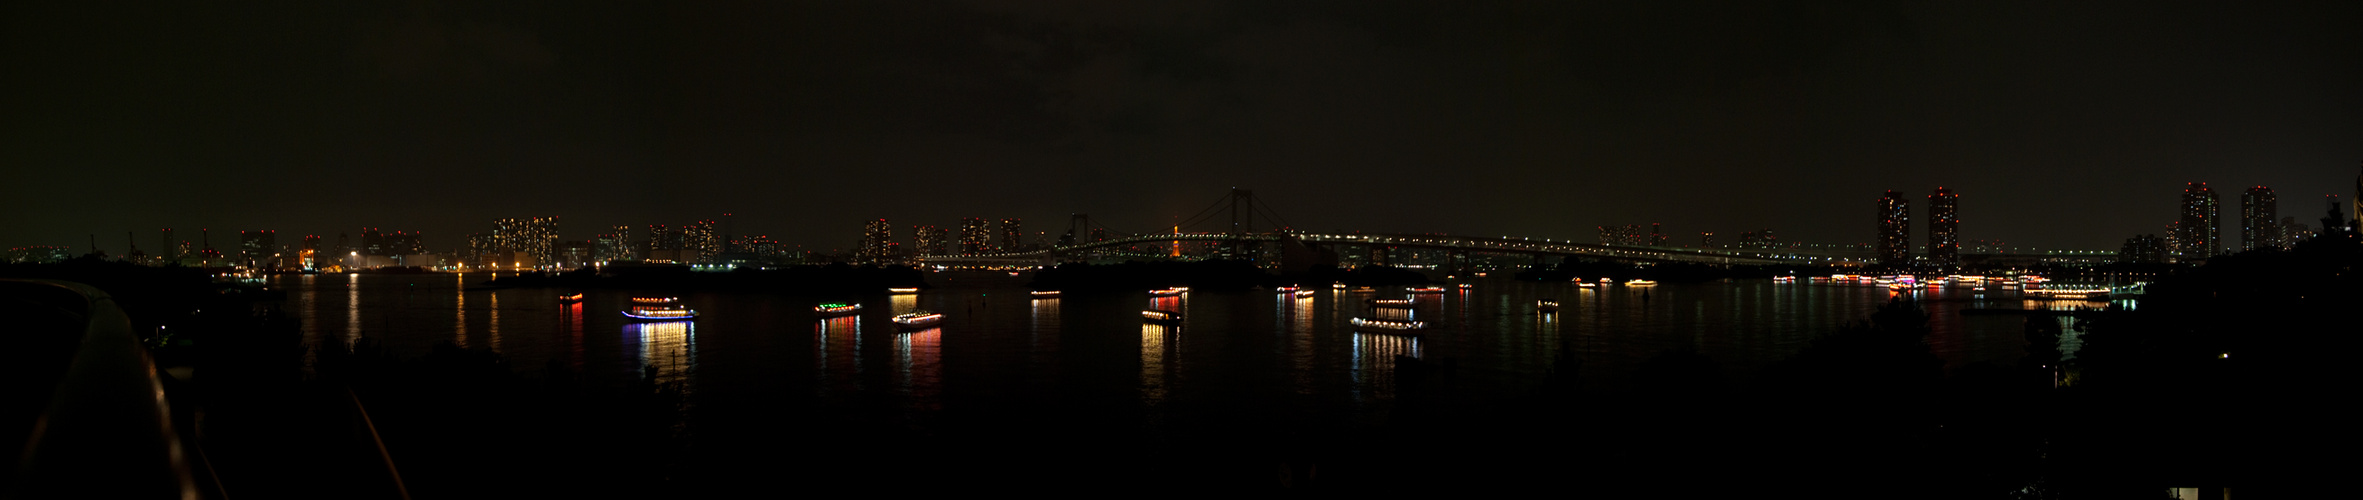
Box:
[623,297,696,321]
[1408,287,1446,294]
[1292,290,1316,298]
[1008,271,1021,277]
[1351,317,1425,333]
[814,303,861,317]
[1030,290,1061,297]
[1577,282,1598,288]
[1537,299,1559,312]
[1276,286,1299,292]
[893,311,944,329]
[1141,309,1183,324]
[1169,287,1190,292]
[1625,279,1657,286]
[557,293,584,304]
[1332,283,1347,290]
[1457,283,1474,289]
[1148,288,1184,297]
[1367,298,1415,309]
[2024,287,2110,300]
[886,287,920,294]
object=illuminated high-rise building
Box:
[238,230,276,269]
[959,218,989,255]
[361,227,385,256]
[914,225,948,256]
[493,216,559,269]
[388,231,422,255]
[1927,187,1959,267]
[1876,190,1910,267]
[2177,183,2220,259]
[2239,186,2277,252]
[859,219,893,264]
[610,225,633,260]
[301,235,320,269]
[2279,217,2309,248]
[684,219,719,263]
[999,218,1024,252]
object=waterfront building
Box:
[2120,234,2168,264]
[1877,190,1910,266]
[1928,187,1959,267]
[238,230,276,269]
[999,218,1024,252]
[361,227,385,256]
[610,225,634,260]
[2240,186,2277,252]
[960,218,989,255]
[913,225,948,256]
[685,219,720,263]
[859,219,893,265]
[492,217,559,269]
[2177,182,2219,258]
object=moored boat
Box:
[1141,309,1182,324]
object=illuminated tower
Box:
[959,218,989,255]
[1876,190,1910,267]
[2239,186,2277,252]
[1927,187,1959,267]
[2178,183,2220,258]
[610,225,633,260]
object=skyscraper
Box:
[610,225,633,260]
[1928,187,1959,267]
[999,218,1024,252]
[859,219,893,264]
[2239,186,2277,252]
[959,218,989,255]
[913,225,948,256]
[238,230,275,269]
[1876,190,1910,267]
[493,216,559,268]
[2177,183,2220,258]
[361,227,385,256]
[684,219,719,263]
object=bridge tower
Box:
[1227,188,1256,260]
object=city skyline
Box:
[6,2,2359,254]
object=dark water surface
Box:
[273,271,2092,489]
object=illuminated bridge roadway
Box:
[919,232,1843,268]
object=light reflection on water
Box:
[626,320,696,393]
[270,274,2079,472]
[816,316,861,395]
[894,327,941,411]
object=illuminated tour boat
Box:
[623,297,697,321]
[1537,299,1559,313]
[1148,288,1184,297]
[1367,298,1415,309]
[2023,287,2111,300]
[1350,317,1425,334]
[887,287,920,294]
[1332,283,1348,290]
[1408,286,1446,294]
[1292,290,1316,298]
[557,293,584,304]
[892,311,943,329]
[1625,279,1657,286]
[1458,283,1474,289]
[814,303,861,318]
[1030,290,1061,297]
[1141,309,1183,324]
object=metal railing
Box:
[5,279,200,499]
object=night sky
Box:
[6,1,2359,254]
